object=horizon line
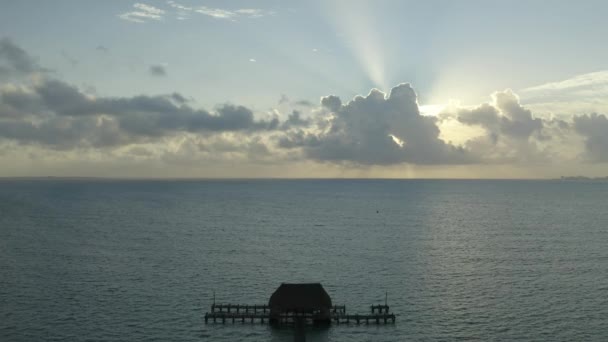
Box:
[0,176,594,181]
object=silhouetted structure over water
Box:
[269,283,332,324]
[204,283,395,327]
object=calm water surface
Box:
[1,180,607,341]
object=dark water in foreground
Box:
[1,179,607,341]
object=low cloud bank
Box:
[1,37,607,172]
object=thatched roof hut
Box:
[268,283,332,314]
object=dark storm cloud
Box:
[149,64,167,77]
[573,113,608,162]
[0,37,47,76]
[280,84,473,165]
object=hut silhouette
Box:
[268,283,332,325]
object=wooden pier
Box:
[334,313,396,325]
[204,304,395,325]
[204,283,396,329]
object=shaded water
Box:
[1,179,607,341]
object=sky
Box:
[1,0,608,178]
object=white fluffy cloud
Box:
[164,1,274,21]
[279,84,472,165]
[118,3,165,23]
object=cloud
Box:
[279,84,473,165]
[166,2,276,21]
[149,64,167,77]
[194,6,274,20]
[196,7,238,20]
[166,1,191,11]
[4,37,608,175]
[61,50,79,67]
[281,110,310,129]
[458,90,543,140]
[167,0,192,20]
[320,95,341,112]
[523,70,608,93]
[520,70,608,116]
[573,113,608,162]
[234,9,272,18]
[278,94,290,104]
[444,90,570,164]
[0,41,281,147]
[0,75,281,149]
[167,92,189,104]
[118,3,165,23]
[96,45,109,53]
[277,95,313,107]
[0,37,47,76]
[294,100,314,107]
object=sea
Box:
[1,179,607,341]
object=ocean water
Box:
[1,179,607,341]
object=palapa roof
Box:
[268,283,332,311]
